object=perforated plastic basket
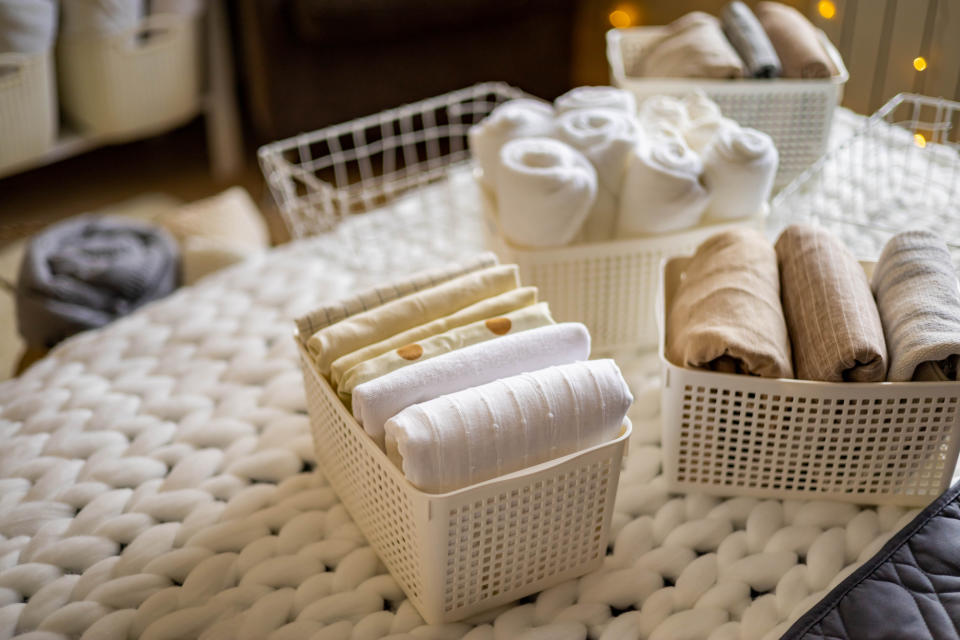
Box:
[607,26,848,187]
[658,256,960,507]
[0,50,57,175]
[296,338,630,624]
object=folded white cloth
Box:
[638,95,689,133]
[702,126,778,220]
[385,359,632,493]
[617,138,709,235]
[0,0,57,53]
[60,0,144,36]
[353,322,591,447]
[495,137,598,247]
[555,86,636,115]
[469,99,555,188]
[680,93,735,154]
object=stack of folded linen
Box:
[296,253,634,493]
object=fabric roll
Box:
[554,86,636,115]
[702,126,778,220]
[329,285,538,387]
[353,322,591,449]
[295,252,497,337]
[871,231,960,382]
[617,138,709,236]
[667,228,793,378]
[384,359,632,493]
[638,95,689,133]
[775,224,888,382]
[495,137,598,248]
[60,0,144,36]
[339,303,555,410]
[680,92,735,154]
[307,264,520,376]
[0,0,57,53]
[721,1,782,78]
[469,99,555,188]
[16,215,180,349]
[755,2,835,79]
[638,12,744,79]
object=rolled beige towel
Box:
[755,2,836,79]
[637,12,744,79]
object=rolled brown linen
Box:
[775,224,888,382]
[755,2,836,79]
[637,12,745,79]
[667,228,793,378]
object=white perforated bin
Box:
[0,50,57,174]
[607,26,848,187]
[296,339,630,624]
[658,256,960,507]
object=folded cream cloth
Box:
[721,1,782,78]
[617,137,710,236]
[469,99,555,188]
[702,126,778,220]
[871,230,960,382]
[554,86,636,115]
[775,224,888,382]
[0,0,57,53]
[353,322,590,448]
[340,303,554,411]
[329,285,538,387]
[385,359,632,493]
[307,264,520,376]
[667,228,793,378]
[295,252,497,337]
[755,2,835,79]
[495,137,598,247]
[637,12,744,79]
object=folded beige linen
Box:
[755,2,836,79]
[667,228,793,378]
[307,264,520,376]
[637,12,745,79]
[775,224,887,382]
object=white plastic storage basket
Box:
[658,256,960,507]
[0,50,57,175]
[57,13,202,140]
[297,339,631,624]
[607,26,848,187]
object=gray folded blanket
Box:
[16,215,180,348]
[721,1,782,78]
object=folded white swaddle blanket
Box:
[495,137,598,247]
[554,86,637,115]
[385,359,632,493]
[702,126,778,220]
[617,137,709,235]
[0,0,58,53]
[353,322,591,447]
[469,99,555,188]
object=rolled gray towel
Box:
[721,1,782,79]
[16,216,180,348]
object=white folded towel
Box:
[680,92,736,154]
[555,86,636,115]
[495,137,598,247]
[702,126,778,220]
[60,0,144,36]
[638,95,689,133]
[353,322,591,447]
[469,99,555,188]
[385,359,632,493]
[0,0,57,53]
[617,138,710,236]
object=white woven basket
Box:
[296,339,631,624]
[658,256,960,507]
[0,50,57,174]
[607,26,848,187]
[57,13,202,140]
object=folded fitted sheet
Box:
[755,1,835,79]
[638,12,744,79]
[385,359,632,493]
[721,1,782,78]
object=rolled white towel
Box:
[555,86,636,115]
[702,126,778,220]
[638,95,689,132]
[385,359,632,493]
[60,0,144,36]
[0,0,57,53]
[495,137,598,247]
[680,92,735,154]
[617,138,710,236]
[469,99,555,188]
[353,322,591,447]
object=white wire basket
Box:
[0,50,57,175]
[607,26,848,187]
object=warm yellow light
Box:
[914,133,927,148]
[913,56,927,71]
[609,4,640,28]
[817,0,836,19]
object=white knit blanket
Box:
[0,112,938,640]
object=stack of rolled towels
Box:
[632,1,839,80]
[667,225,960,383]
[296,253,634,493]
[470,85,778,247]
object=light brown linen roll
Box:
[755,2,836,79]
[775,224,888,382]
[667,228,793,378]
[637,12,745,79]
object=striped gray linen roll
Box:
[721,1,782,78]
